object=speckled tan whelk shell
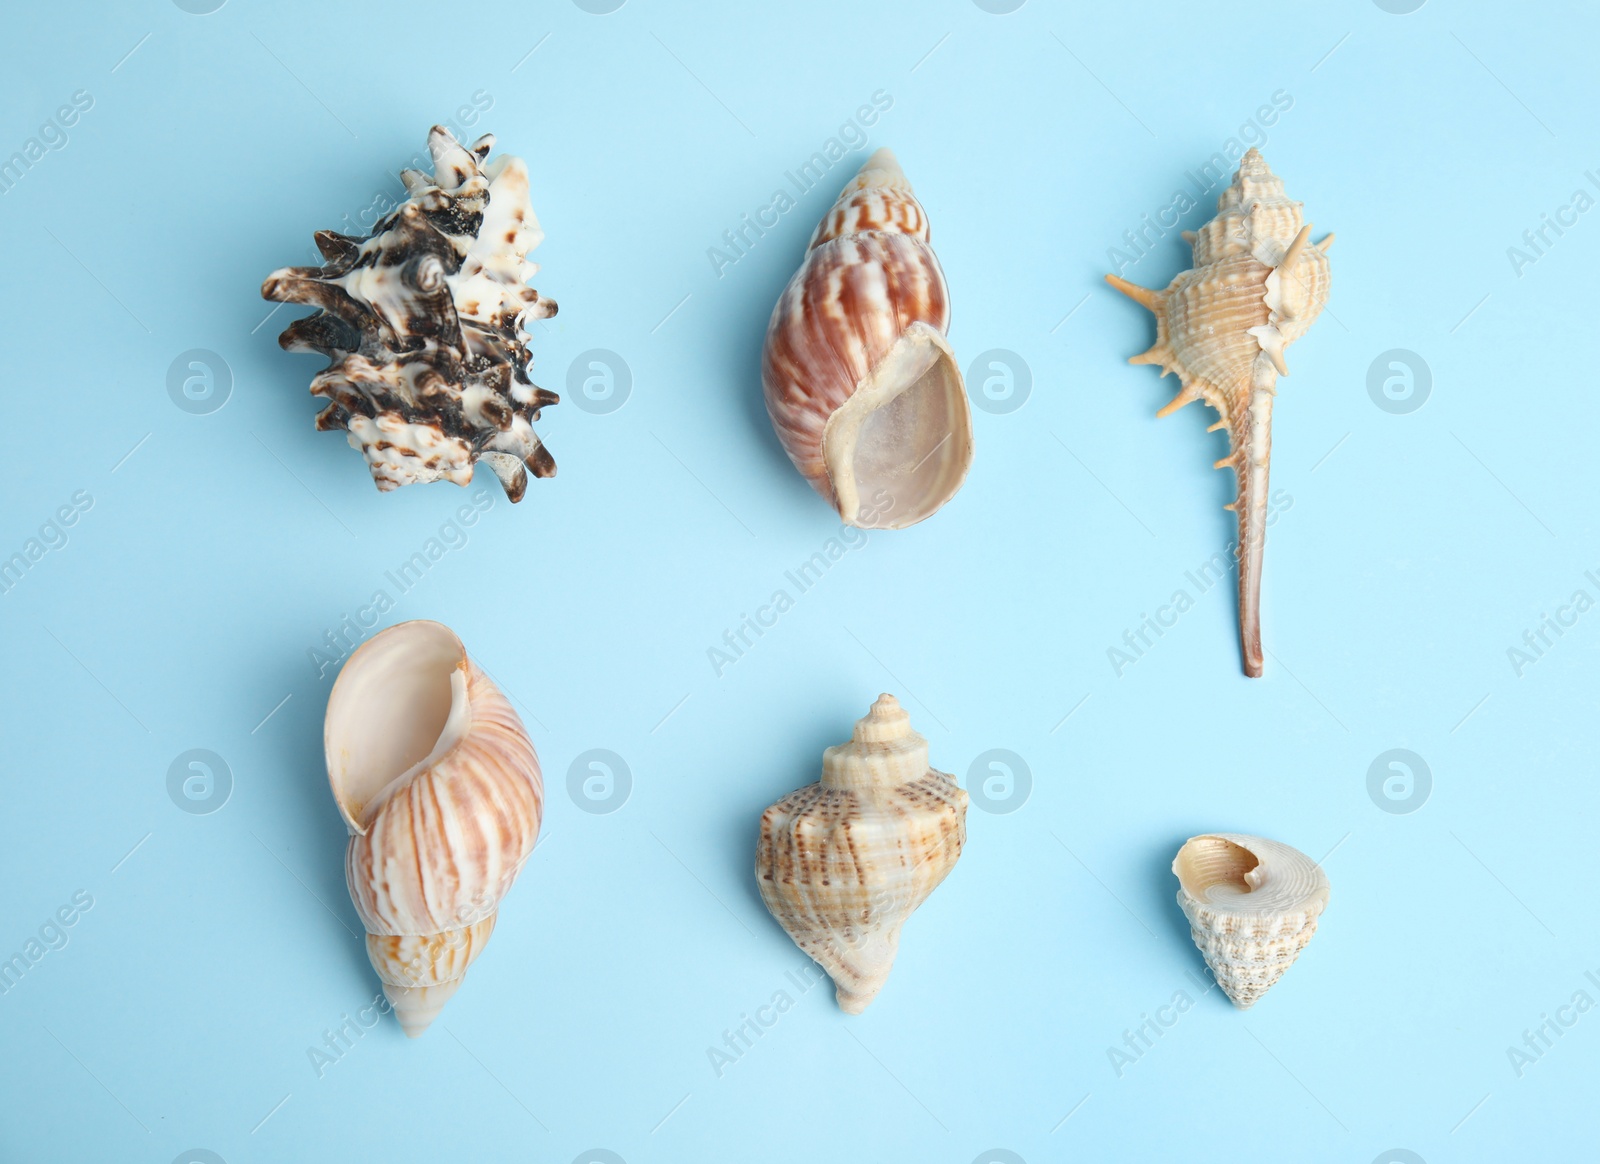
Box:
[1173,833,1329,1009]
[762,149,973,529]
[263,125,558,502]
[755,694,967,1013]
[1107,148,1332,677]
[325,620,543,1036]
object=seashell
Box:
[755,694,967,1012]
[324,620,542,1036]
[762,149,973,529]
[1172,832,1329,1009]
[1106,148,1333,676]
[262,125,559,502]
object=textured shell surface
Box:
[762,148,973,530]
[262,125,559,502]
[324,620,543,1036]
[1172,832,1330,1009]
[755,694,967,1013]
[1107,148,1332,677]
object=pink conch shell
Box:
[325,620,542,1036]
[762,149,973,529]
[1106,148,1332,677]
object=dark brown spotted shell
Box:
[262,125,558,501]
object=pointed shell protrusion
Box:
[762,149,974,530]
[755,694,967,1012]
[324,620,543,1036]
[1106,148,1332,677]
[263,126,559,502]
[1172,833,1329,1009]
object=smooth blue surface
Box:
[2,1,1597,1161]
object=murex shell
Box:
[1172,833,1329,1009]
[1107,148,1332,677]
[763,149,973,530]
[755,694,967,1013]
[325,620,543,1036]
[262,126,559,502]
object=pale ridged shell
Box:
[762,149,973,530]
[325,620,543,1036]
[263,126,558,502]
[1107,149,1332,677]
[1172,833,1329,1009]
[755,694,967,1012]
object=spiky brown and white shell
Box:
[1107,148,1332,676]
[325,620,543,1036]
[262,126,558,502]
[1172,833,1329,1009]
[755,694,967,1013]
[762,149,973,529]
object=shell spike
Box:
[1104,273,1165,312]
[1155,388,1199,418]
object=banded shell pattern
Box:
[756,694,967,1013]
[326,620,543,1036]
[762,149,973,529]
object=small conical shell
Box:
[1172,833,1329,1009]
[762,149,974,529]
[755,694,967,1013]
[1106,148,1332,677]
[324,620,542,1036]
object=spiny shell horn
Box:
[1106,148,1332,676]
[325,620,543,1036]
[262,125,559,502]
[762,149,974,529]
[755,694,967,1012]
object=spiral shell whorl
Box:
[761,150,970,529]
[326,621,543,1037]
[755,694,967,1013]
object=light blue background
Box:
[1,1,1594,1161]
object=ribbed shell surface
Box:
[756,771,966,995]
[345,659,542,938]
[761,177,949,504]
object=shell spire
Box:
[1106,148,1332,677]
[262,125,560,502]
[755,694,967,1013]
[324,621,543,1036]
[762,149,974,529]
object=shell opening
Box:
[1174,836,1261,904]
[325,621,473,832]
[822,322,972,530]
